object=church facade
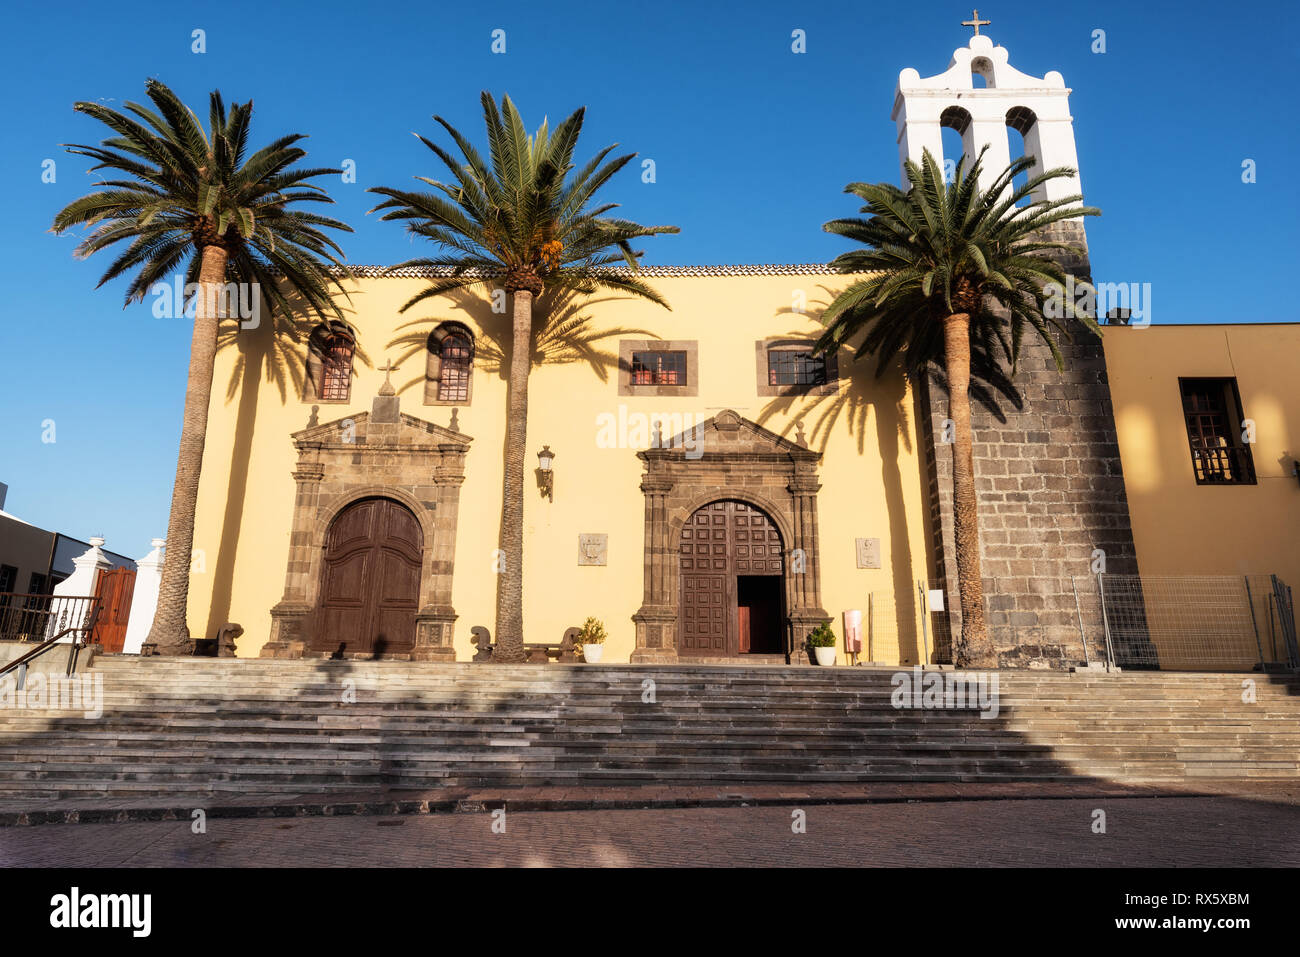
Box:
[182,34,1299,667]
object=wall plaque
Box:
[855,537,881,569]
[578,533,608,566]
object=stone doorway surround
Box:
[261,390,472,661]
[631,409,829,664]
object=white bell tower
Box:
[890,17,1085,208]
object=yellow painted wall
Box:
[1104,324,1300,668]
[186,273,936,664]
[1104,323,1299,583]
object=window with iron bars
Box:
[631,350,687,386]
[437,333,473,402]
[767,348,826,387]
[1179,377,1256,485]
[319,335,354,401]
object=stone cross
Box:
[962,9,990,35]
[379,358,400,396]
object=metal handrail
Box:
[0,601,101,685]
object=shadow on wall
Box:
[204,294,372,641]
[755,284,1030,665]
[385,286,659,390]
[755,336,922,664]
[385,285,663,639]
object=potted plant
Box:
[806,622,838,666]
[576,616,607,664]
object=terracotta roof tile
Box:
[335,263,840,279]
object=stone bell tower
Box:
[894,20,1142,668]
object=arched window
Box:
[1005,107,1042,205]
[939,106,973,183]
[425,322,475,405]
[306,323,356,402]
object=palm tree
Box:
[816,147,1099,668]
[368,92,678,662]
[52,79,353,655]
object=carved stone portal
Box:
[261,391,473,661]
[631,409,829,664]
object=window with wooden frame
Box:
[1178,377,1256,485]
[618,340,698,397]
[755,339,839,396]
[425,322,475,405]
[767,348,826,387]
[630,350,687,386]
[305,323,356,403]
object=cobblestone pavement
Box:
[3,794,1297,867]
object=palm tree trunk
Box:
[942,312,996,668]
[492,288,533,663]
[144,244,228,655]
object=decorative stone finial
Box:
[379,358,400,396]
[449,407,460,432]
[795,420,808,448]
[307,405,320,428]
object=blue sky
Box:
[0,0,1295,554]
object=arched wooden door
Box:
[679,500,784,657]
[312,497,422,657]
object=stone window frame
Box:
[425,322,476,407]
[755,338,840,397]
[303,321,358,405]
[618,339,699,398]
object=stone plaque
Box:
[855,537,881,569]
[578,533,608,566]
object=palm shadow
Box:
[384,286,658,391]
[205,292,372,639]
[384,286,661,644]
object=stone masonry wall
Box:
[916,221,1142,668]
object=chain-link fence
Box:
[851,574,1297,673]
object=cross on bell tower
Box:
[962,9,990,36]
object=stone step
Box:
[2,658,1294,802]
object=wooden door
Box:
[679,502,730,655]
[92,566,136,653]
[679,500,782,657]
[314,497,422,657]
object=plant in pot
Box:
[806,622,838,666]
[576,616,607,664]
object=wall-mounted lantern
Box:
[536,445,555,501]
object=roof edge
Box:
[334,263,840,279]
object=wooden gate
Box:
[92,566,136,653]
[312,497,422,657]
[679,500,783,657]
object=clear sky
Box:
[0,0,1295,555]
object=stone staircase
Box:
[0,656,1297,804]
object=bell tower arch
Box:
[891,32,1085,214]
